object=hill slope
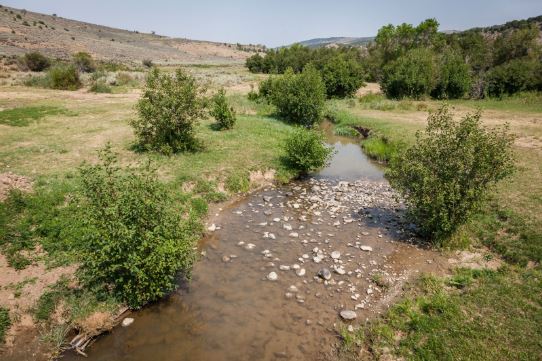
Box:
[0,5,259,64]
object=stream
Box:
[63,122,446,361]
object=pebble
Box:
[267,272,278,281]
[331,251,341,259]
[296,268,306,277]
[207,224,217,232]
[360,246,373,252]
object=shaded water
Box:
[62,123,443,361]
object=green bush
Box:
[0,307,10,344]
[387,106,515,242]
[321,55,365,98]
[267,65,326,127]
[283,127,332,174]
[210,88,236,130]
[131,68,207,153]
[47,64,81,90]
[381,48,437,99]
[432,50,471,99]
[72,52,96,73]
[89,80,112,93]
[77,145,198,308]
[23,52,50,72]
[142,59,153,68]
[485,59,542,98]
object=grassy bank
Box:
[0,78,296,356]
[331,93,542,360]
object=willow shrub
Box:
[131,68,207,154]
[77,145,198,308]
[387,106,515,242]
[284,127,332,175]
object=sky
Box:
[3,0,542,47]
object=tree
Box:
[131,68,207,154]
[432,50,471,99]
[23,52,50,72]
[380,48,437,99]
[321,55,365,98]
[387,106,515,241]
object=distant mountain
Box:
[292,36,374,48]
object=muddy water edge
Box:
[62,121,448,361]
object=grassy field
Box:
[331,92,542,360]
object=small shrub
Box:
[47,64,81,90]
[387,106,515,242]
[142,59,153,68]
[284,127,332,174]
[210,88,236,130]
[89,80,112,93]
[225,171,250,193]
[23,52,50,72]
[131,68,207,153]
[77,145,198,308]
[267,65,326,127]
[0,307,10,344]
[72,52,96,73]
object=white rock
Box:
[279,265,291,271]
[360,246,373,252]
[267,272,278,281]
[331,251,341,259]
[207,224,217,232]
[296,268,306,277]
[339,310,357,320]
[121,317,134,327]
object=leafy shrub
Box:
[0,307,10,343]
[283,127,332,174]
[266,65,326,127]
[23,52,50,72]
[72,52,96,73]
[142,59,153,68]
[485,59,542,98]
[77,145,198,308]
[131,68,207,154]
[47,64,81,90]
[381,48,437,99]
[432,50,472,99]
[321,55,365,98]
[210,88,236,130]
[387,106,515,242]
[225,171,250,193]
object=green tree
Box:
[387,106,515,241]
[321,55,365,98]
[432,50,471,99]
[380,48,437,99]
[131,68,207,154]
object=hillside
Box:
[0,5,260,65]
[293,36,374,48]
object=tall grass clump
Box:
[76,145,199,308]
[387,105,515,242]
[131,68,207,154]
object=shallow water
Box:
[62,123,443,361]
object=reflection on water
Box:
[315,120,384,181]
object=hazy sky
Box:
[3,0,542,47]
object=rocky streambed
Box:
[62,127,449,361]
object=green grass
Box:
[449,92,542,113]
[0,307,10,344]
[361,136,400,163]
[365,268,542,361]
[0,106,75,126]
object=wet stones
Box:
[121,317,134,327]
[318,268,332,280]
